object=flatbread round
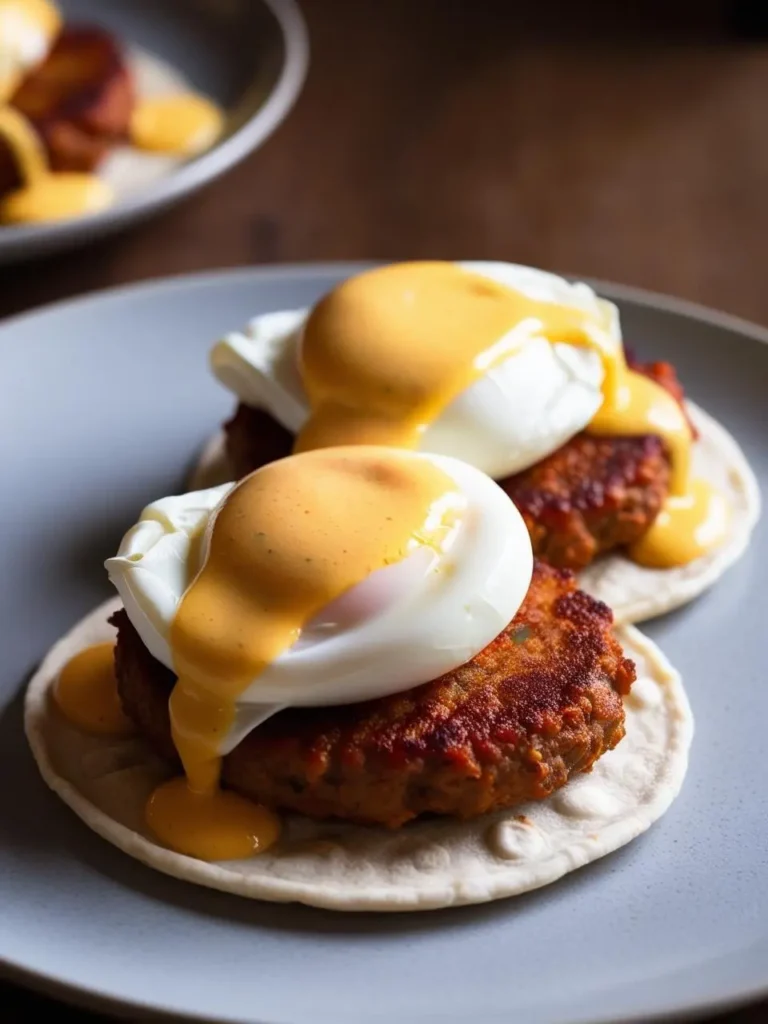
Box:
[189,401,760,625]
[25,597,693,913]
[578,402,760,622]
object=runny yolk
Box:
[0,106,113,224]
[54,642,134,736]
[295,261,728,569]
[130,95,223,156]
[147,446,463,861]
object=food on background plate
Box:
[2,27,134,178]
[0,0,59,102]
[200,260,760,624]
[26,446,693,911]
[0,0,223,225]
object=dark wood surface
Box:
[2,1,767,1020]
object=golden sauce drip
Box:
[169,679,233,796]
[0,106,113,224]
[629,479,730,568]
[0,0,61,102]
[587,360,727,567]
[589,371,691,495]
[146,777,280,861]
[130,95,223,156]
[296,261,613,454]
[54,642,134,736]
[147,447,460,861]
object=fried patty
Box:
[501,434,670,570]
[223,357,690,571]
[112,562,635,828]
[0,28,133,196]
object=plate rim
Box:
[2,261,768,1024]
[2,259,768,351]
[0,0,310,261]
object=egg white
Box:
[210,262,619,480]
[106,452,533,752]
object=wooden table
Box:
[1,1,766,1019]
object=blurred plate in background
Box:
[0,0,308,265]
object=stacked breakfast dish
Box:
[204,261,760,622]
[0,0,223,225]
[25,259,759,911]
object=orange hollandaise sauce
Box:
[628,478,730,568]
[0,106,112,224]
[586,351,728,568]
[54,641,133,736]
[296,261,727,569]
[130,94,223,156]
[146,447,462,861]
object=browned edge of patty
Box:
[112,562,636,828]
[501,433,671,569]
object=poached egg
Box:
[209,259,729,573]
[104,446,533,860]
[106,449,533,758]
[211,262,617,480]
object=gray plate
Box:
[0,0,308,265]
[0,264,766,1024]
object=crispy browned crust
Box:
[500,434,670,570]
[0,27,134,194]
[111,562,635,828]
[223,358,690,571]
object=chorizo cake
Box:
[27,574,692,910]
[112,562,635,828]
